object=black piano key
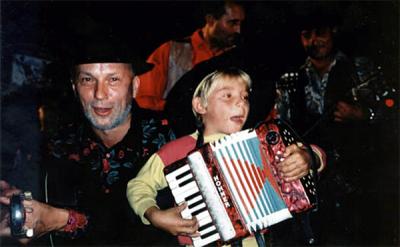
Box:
[188,198,204,209]
[201,228,219,239]
[192,207,206,216]
[198,222,214,232]
[185,191,202,202]
[176,169,192,180]
[179,177,194,187]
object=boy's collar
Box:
[195,131,227,143]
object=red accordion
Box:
[164,119,318,247]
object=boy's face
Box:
[199,77,250,136]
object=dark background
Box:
[1,1,399,246]
[2,1,399,126]
[1,1,399,82]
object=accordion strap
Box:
[195,120,205,149]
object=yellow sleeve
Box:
[126,153,168,224]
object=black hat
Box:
[71,35,153,75]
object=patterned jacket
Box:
[45,101,176,245]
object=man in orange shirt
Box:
[136,0,246,111]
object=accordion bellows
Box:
[164,119,317,247]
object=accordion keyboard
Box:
[165,163,221,247]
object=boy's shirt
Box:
[127,132,224,223]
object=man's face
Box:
[201,76,250,136]
[300,26,335,60]
[209,3,245,49]
[74,63,138,131]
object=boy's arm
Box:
[127,154,168,224]
[126,154,199,237]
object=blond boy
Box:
[127,68,325,246]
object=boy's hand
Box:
[145,203,200,237]
[277,144,311,182]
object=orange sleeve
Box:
[136,42,171,111]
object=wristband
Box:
[63,210,88,235]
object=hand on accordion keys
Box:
[144,204,200,237]
[276,143,313,183]
[163,119,319,246]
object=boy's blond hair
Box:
[192,67,252,120]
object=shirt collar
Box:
[305,50,347,66]
[192,130,228,144]
[304,50,347,74]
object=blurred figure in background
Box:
[136,0,245,111]
[270,9,398,246]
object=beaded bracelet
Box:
[63,210,88,235]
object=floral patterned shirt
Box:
[45,101,176,244]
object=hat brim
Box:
[71,36,154,75]
[72,56,154,76]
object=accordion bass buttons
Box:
[266,131,280,145]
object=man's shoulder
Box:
[159,134,195,149]
[157,134,196,165]
[47,122,84,158]
[137,107,176,151]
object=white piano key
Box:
[197,213,212,226]
[181,208,192,219]
[188,202,206,215]
[194,210,210,222]
[186,195,203,206]
[199,224,217,236]
[192,232,221,247]
[181,202,211,225]
[168,173,193,189]
[171,181,198,199]
[173,184,200,204]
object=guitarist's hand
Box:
[334,101,365,122]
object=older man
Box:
[0,37,176,246]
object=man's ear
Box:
[132,76,140,98]
[71,82,78,97]
[192,97,207,115]
[205,14,216,26]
